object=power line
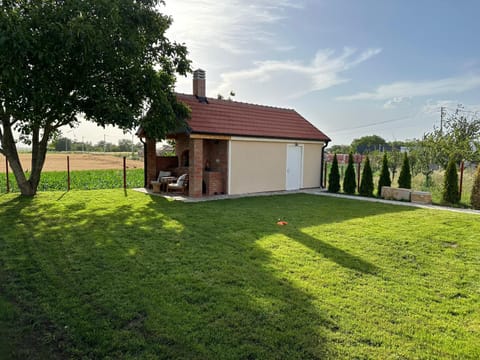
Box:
[328,114,414,134]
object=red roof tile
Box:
[175,94,331,142]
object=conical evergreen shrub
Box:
[442,158,460,204]
[343,153,356,194]
[471,165,480,210]
[397,152,412,189]
[377,153,391,196]
[359,155,374,197]
[327,154,340,193]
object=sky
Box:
[65,0,480,146]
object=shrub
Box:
[470,165,480,209]
[442,158,460,204]
[343,153,356,195]
[398,152,412,189]
[359,155,374,197]
[377,153,391,196]
[328,154,340,193]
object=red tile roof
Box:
[175,94,331,142]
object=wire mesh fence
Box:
[1,155,144,193]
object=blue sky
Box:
[70,0,480,146]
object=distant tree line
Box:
[49,137,143,153]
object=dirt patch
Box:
[0,153,144,172]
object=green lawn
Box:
[0,191,478,359]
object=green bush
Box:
[442,159,460,204]
[377,153,391,196]
[359,155,374,197]
[397,152,412,189]
[470,165,480,209]
[328,154,340,193]
[343,153,356,195]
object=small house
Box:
[138,69,331,197]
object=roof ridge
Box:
[175,92,296,112]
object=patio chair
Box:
[150,171,172,193]
[156,170,172,182]
[167,174,188,194]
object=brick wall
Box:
[175,135,190,167]
[146,138,157,186]
[204,140,228,194]
[170,136,229,196]
[156,157,178,173]
[204,171,224,195]
[189,138,203,197]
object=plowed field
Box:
[0,153,143,172]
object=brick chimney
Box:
[193,69,206,97]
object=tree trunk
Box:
[29,126,50,193]
[0,122,50,196]
[1,123,36,195]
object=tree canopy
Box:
[423,107,480,168]
[0,0,190,195]
[351,135,387,154]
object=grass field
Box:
[0,191,479,359]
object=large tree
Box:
[0,0,190,195]
[351,135,387,154]
[423,106,480,168]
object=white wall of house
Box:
[228,137,325,195]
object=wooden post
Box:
[459,160,464,199]
[357,160,361,193]
[123,156,127,190]
[5,157,10,193]
[67,156,70,191]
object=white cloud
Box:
[383,97,410,109]
[337,75,480,101]
[214,48,382,102]
[163,0,303,56]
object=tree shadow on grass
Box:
[288,230,379,274]
[0,191,416,359]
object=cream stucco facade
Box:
[228,137,326,195]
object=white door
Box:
[286,145,303,190]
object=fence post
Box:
[357,161,361,193]
[459,160,464,199]
[67,156,70,191]
[5,157,9,193]
[123,156,127,190]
